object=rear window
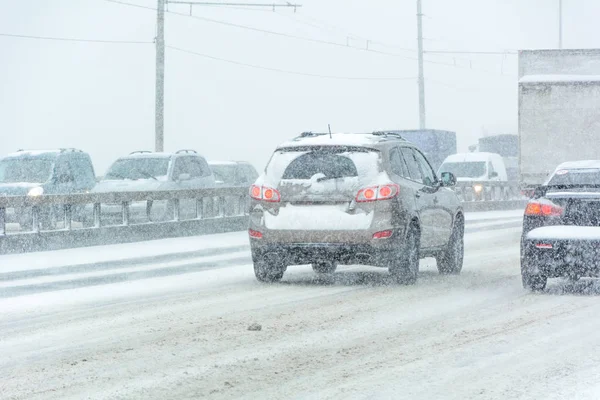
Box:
[547,168,600,186]
[266,147,381,183]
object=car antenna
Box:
[328,124,332,139]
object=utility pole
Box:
[155,0,165,152]
[416,0,426,129]
[154,1,301,152]
[558,0,563,49]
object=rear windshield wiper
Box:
[316,175,350,182]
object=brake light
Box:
[248,229,263,239]
[524,200,563,217]
[535,243,553,249]
[250,185,261,199]
[373,230,393,239]
[249,185,280,202]
[356,184,399,202]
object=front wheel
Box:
[436,217,464,275]
[253,254,285,283]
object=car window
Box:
[70,157,96,185]
[194,157,213,177]
[0,157,54,183]
[172,157,188,179]
[105,158,169,180]
[186,158,204,178]
[547,168,600,186]
[243,164,259,182]
[400,147,423,183]
[54,157,73,180]
[412,149,437,186]
[282,152,358,180]
[389,147,409,178]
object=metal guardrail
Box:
[453,180,523,202]
[0,187,249,254]
[0,182,527,255]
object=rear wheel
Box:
[312,261,337,274]
[389,224,420,285]
[521,255,547,292]
[436,216,464,275]
[254,253,285,283]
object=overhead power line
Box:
[0,32,152,44]
[103,0,514,77]
[167,45,417,81]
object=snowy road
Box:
[2,211,600,399]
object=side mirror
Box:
[178,173,191,181]
[489,171,499,179]
[440,172,456,187]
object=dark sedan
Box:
[521,160,600,290]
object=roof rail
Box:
[59,148,83,153]
[299,131,329,138]
[176,149,197,154]
[371,131,406,140]
[129,150,152,155]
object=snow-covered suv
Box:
[89,150,216,223]
[248,131,464,284]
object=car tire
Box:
[521,243,547,292]
[436,216,464,275]
[312,261,337,274]
[521,270,547,291]
[254,254,285,283]
[389,224,420,285]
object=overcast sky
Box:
[1,0,599,174]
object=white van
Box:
[438,152,508,200]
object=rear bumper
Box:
[250,231,402,267]
[523,231,600,278]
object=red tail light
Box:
[356,184,399,202]
[535,243,553,249]
[248,229,263,239]
[524,200,563,217]
[249,185,280,203]
[373,230,393,239]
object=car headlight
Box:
[473,184,483,194]
[27,187,44,197]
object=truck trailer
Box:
[518,49,600,189]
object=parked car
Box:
[438,152,508,201]
[87,150,216,224]
[209,161,259,187]
[521,160,600,291]
[209,161,259,216]
[0,148,96,229]
[248,131,464,284]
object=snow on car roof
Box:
[5,150,61,158]
[121,152,174,159]
[519,74,600,83]
[442,152,498,163]
[208,161,239,166]
[554,160,600,170]
[277,133,387,150]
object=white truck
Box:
[518,49,600,191]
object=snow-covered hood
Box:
[92,179,166,193]
[0,182,43,196]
